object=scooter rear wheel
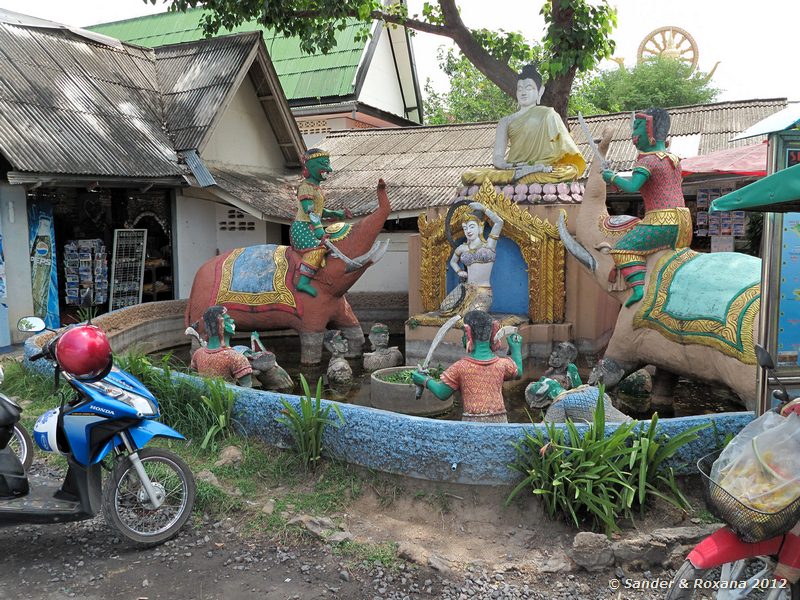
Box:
[667,558,799,599]
[103,447,196,545]
[10,424,33,471]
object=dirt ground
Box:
[0,463,701,600]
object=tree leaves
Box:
[581,57,720,113]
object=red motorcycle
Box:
[667,347,800,599]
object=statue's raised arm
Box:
[463,64,586,187]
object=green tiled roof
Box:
[87,9,367,101]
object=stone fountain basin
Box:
[370,366,454,416]
[21,300,756,485]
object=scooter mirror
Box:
[17,316,46,333]
[755,344,775,370]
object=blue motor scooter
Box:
[0,316,195,545]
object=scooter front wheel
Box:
[103,447,196,545]
[667,558,799,599]
[10,424,33,471]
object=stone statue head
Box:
[323,329,349,357]
[368,323,390,352]
[517,63,545,108]
[302,148,332,182]
[632,108,670,151]
[248,350,276,372]
[202,305,229,344]
[526,376,565,409]
[548,341,578,370]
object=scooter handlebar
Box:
[28,352,45,362]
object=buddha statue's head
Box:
[462,211,485,243]
[631,108,670,152]
[517,63,545,108]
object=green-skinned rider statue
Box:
[290,148,351,297]
[601,108,692,307]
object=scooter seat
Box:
[0,395,20,428]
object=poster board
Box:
[109,229,147,311]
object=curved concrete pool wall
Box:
[232,386,754,484]
[22,302,755,485]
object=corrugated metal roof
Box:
[319,99,789,213]
[0,22,182,177]
[87,9,367,102]
[154,32,259,150]
[0,18,302,180]
[208,165,298,221]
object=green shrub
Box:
[507,385,707,535]
[276,375,344,471]
[115,350,215,440]
[200,378,236,449]
[377,365,444,384]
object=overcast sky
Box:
[1,0,798,103]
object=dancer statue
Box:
[440,202,504,316]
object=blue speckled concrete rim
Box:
[22,336,754,485]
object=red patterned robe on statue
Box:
[440,356,518,423]
[609,151,693,281]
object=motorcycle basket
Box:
[698,450,800,543]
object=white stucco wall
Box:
[215,203,268,253]
[173,193,218,299]
[357,28,406,119]
[173,192,288,299]
[349,233,409,293]
[1,184,34,344]
[201,75,285,171]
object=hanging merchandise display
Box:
[63,239,108,306]
[28,203,59,328]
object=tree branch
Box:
[292,1,519,99]
[287,9,451,37]
[437,0,517,98]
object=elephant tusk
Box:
[557,212,597,273]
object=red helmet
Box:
[55,325,113,381]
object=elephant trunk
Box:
[324,180,391,296]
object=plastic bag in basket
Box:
[711,412,800,513]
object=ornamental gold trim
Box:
[598,215,639,238]
[325,222,352,241]
[418,180,565,323]
[216,246,297,308]
[633,249,759,364]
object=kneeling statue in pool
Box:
[412,310,522,423]
[189,305,253,387]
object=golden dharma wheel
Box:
[637,26,699,71]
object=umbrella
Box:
[681,141,767,178]
[711,162,800,213]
